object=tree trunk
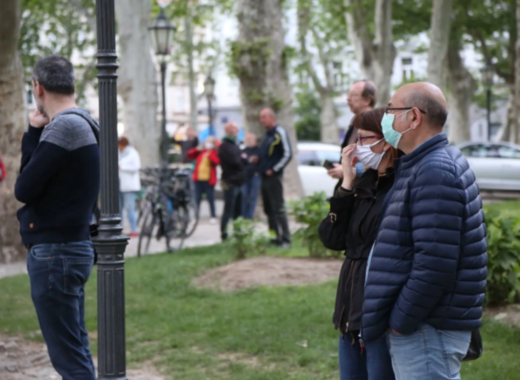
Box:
[234,0,303,198]
[344,0,395,105]
[446,48,475,144]
[0,0,26,263]
[427,0,452,88]
[514,0,520,144]
[185,13,198,132]
[320,95,338,143]
[115,0,160,167]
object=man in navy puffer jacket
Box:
[362,82,487,380]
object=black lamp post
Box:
[481,62,495,142]
[149,6,175,167]
[204,74,216,136]
[94,1,129,379]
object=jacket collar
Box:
[353,168,395,196]
[398,133,449,170]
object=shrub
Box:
[288,192,341,258]
[485,213,520,305]
[228,217,270,260]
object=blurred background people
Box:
[118,136,142,238]
[188,136,219,223]
[259,108,292,248]
[241,132,261,219]
[218,122,247,241]
[173,123,199,163]
[328,80,377,191]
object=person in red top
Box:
[188,136,220,222]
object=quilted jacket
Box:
[362,133,488,342]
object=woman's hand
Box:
[341,144,358,190]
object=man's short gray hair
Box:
[405,91,448,128]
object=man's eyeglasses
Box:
[385,107,426,115]
[358,135,383,145]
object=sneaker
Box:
[129,232,139,238]
[280,242,291,249]
[210,218,217,224]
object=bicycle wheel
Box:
[163,205,187,252]
[137,206,157,257]
[184,200,199,238]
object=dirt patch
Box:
[485,304,520,328]
[192,256,343,292]
[0,334,165,380]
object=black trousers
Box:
[261,174,291,244]
[221,185,242,239]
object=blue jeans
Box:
[120,191,138,232]
[221,184,241,239]
[387,324,471,380]
[27,241,96,380]
[194,181,216,218]
[241,174,261,219]
[339,334,395,380]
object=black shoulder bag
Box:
[463,329,483,361]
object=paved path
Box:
[0,201,225,279]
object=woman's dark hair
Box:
[352,107,403,159]
[351,107,385,134]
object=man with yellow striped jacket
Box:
[259,108,293,248]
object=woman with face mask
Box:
[187,136,220,223]
[319,108,398,380]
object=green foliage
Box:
[485,213,520,305]
[228,218,270,260]
[294,88,321,141]
[20,0,97,105]
[288,192,341,258]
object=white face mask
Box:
[205,142,214,149]
[355,139,385,170]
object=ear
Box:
[409,107,423,130]
[34,81,45,97]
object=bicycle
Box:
[137,167,198,256]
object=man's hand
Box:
[30,109,50,128]
[391,329,402,336]
[327,163,344,180]
[250,155,259,164]
[266,169,274,176]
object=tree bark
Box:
[0,0,26,262]
[446,48,475,144]
[514,0,520,144]
[185,13,198,131]
[115,0,160,167]
[427,0,453,88]
[234,0,303,198]
[344,0,396,106]
[297,0,339,144]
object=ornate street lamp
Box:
[149,6,175,167]
[204,74,216,136]
[480,62,495,142]
[94,0,129,379]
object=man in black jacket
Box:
[218,122,246,240]
[329,80,377,192]
[259,108,292,248]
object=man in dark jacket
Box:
[362,82,487,380]
[218,122,246,240]
[259,108,292,248]
[15,56,99,379]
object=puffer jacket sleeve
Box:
[389,166,465,335]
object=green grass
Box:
[484,199,520,217]
[1,244,520,379]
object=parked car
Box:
[457,142,520,191]
[297,142,341,197]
